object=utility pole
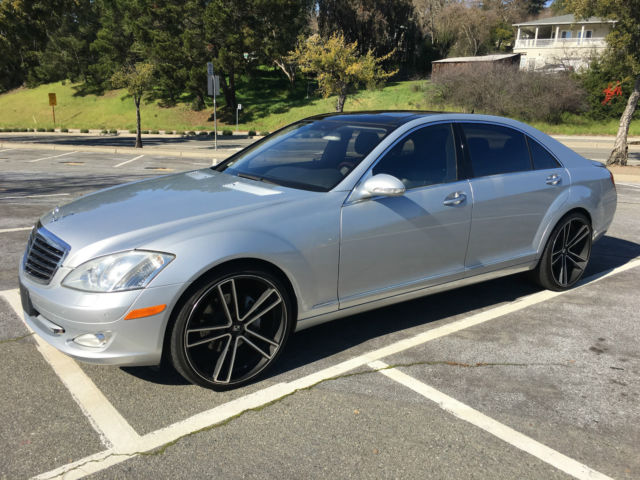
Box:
[207,62,219,150]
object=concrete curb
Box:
[0,141,232,160]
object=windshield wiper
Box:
[236,172,280,186]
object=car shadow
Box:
[121,234,639,387]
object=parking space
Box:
[0,148,639,479]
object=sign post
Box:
[48,93,57,126]
[236,103,242,132]
[207,62,219,150]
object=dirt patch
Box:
[608,165,640,183]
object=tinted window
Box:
[462,123,532,177]
[218,120,391,191]
[372,124,457,189]
[527,137,560,170]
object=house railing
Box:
[514,37,607,48]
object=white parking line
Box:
[0,148,15,153]
[28,151,78,163]
[7,257,640,479]
[369,360,613,480]
[114,154,144,168]
[0,290,140,451]
[0,227,32,233]
[0,193,70,200]
[617,182,640,189]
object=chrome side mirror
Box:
[350,174,406,203]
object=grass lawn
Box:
[0,73,638,136]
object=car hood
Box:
[40,169,304,266]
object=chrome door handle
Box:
[546,174,561,185]
[443,192,466,206]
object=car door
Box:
[338,123,472,309]
[459,122,569,269]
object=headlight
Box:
[62,251,174,292]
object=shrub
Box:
[21,128,28,132]
[37,127,46,132]
[109,129,118,134]
[101,129,108,134]
[576,57,640,121]
[25,128,31,132]
[164,130,174,135]
[178,131,186,136]
[222,129,233,136]
[129,129,136,134]
[46,128,55,132]
[259,131,270,136]
[80,128,89,133]
[432,64,587,124]
[188,130,196,136]
[141,130,149,134]
[61,128,69,133]
[150,129,159,134]
[198,131,209,136]
[248,130,257,136]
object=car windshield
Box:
[215,120,392,191]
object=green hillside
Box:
[0,78,637,136]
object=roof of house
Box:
[432,53,519,64]
[513,14,615,27]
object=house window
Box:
[561,30,572,39]
[577,30,592,38]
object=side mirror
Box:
[350,174,405,202]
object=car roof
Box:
[302,111,448,128]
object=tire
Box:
[532,212,592,291]
[170,268,293,390]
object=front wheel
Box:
[533,212,592,291]
[170,269,293,390]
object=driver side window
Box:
[372,124,457,189]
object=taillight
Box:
[608,168,615,190]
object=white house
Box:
[513,14,615,71]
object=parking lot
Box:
[1,147,639,480]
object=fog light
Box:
[73,332,111,348]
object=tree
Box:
[317,0,420,74]
[255,0,314,86]
[563,0,640,165]
[111,63,154,148]
[289,33,396,112]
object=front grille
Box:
[23,227,70,284]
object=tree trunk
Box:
[336,86,347,112]
[607,74,640,166]
[273,58,295,87]
[221,71,237,113]
[134,95,142,148]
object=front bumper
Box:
[19,265,183,366]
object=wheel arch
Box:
[161,257,299,364]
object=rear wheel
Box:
[533,212,592,291]
[170,269,292,390]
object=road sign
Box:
[207,75,220,96]
[207,62,214,76]
[237,104,242,110]
[48,93,57,106]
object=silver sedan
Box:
[19,112,617,390]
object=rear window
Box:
[527,137,560,170]
[461,123,532,177]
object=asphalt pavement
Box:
[0,147,639,480]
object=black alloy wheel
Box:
[534,212,592,291]
[170,270,292,390]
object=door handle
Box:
[546,174,561,185]
[443,192,466,206]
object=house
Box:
[431,53,521,77]
[513,14,615,71]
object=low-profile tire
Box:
[170,268,293,390]
[532,212,592,291]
